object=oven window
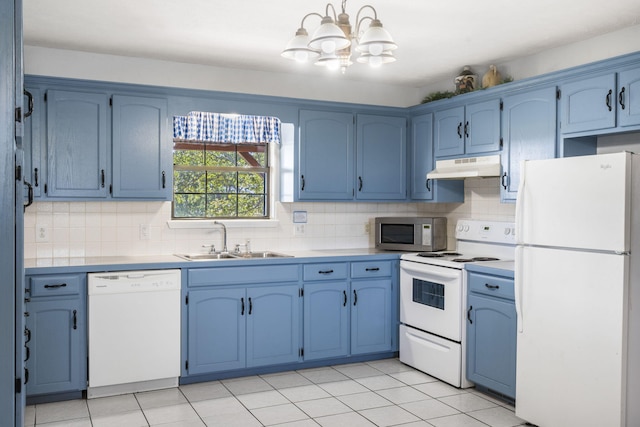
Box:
[412,279,445,310]
[381,224,414,244]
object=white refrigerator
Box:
[515,151,640,427]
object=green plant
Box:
[421,90,456,104]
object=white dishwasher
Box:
[87,269,181,398]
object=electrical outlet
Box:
[364,222,371,234]
[294,224,306,236]
[139,224,150,240]
[35,224,49,243]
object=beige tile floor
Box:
[24,359,527,427]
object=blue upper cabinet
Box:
[560,66,640,134]
[356,114,407,200]
[434,99,501,158]
[410,113,464,202]
[618,67,640,128]
[112,95,171,199]
[560,73,616,133]
[297,110,406,201]
[23,87,42,199]
[500,86,557,202]
[45,90,109,198]
[298,109,354,201]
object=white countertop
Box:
[24,248,399,270]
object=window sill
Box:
[166,219,279,229]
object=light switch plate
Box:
[293,210,307,223]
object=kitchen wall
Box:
[23,178,514,263]
[23,24,640,108]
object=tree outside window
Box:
[173,142,269,219]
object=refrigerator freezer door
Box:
[517,152,632,252]
[515,246,628,427]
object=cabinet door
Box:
[46,90,109,198]
[299,110,354,200]
[434,106,465,157]
[465,99,501,154]
[410,114,464,202]
[466,294,517,399]
[303,281,349,361]
[501,86,557,202]
[351,279,393,355]
[25,298,84,396]
[356,114,407,200]
[560,73,616,133]
[187,288,246,374]
[23,88,42,199]
[112,95,171,199]
[246,284,300,367]
[618,67,640,128]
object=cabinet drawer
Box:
[189,264,299,286]
[303,263,348,281]
[30,274,82,297]
[351,261,392,278]
[468,272,514,300]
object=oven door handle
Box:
[400,263,461,282]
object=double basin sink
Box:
[175,251,293,261]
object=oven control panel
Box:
[455,220,516,244]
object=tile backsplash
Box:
[24,178,515,261]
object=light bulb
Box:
[294,51,308,62]
[369,43,383,56]
[369,56,383,68]
[321,40,336,54]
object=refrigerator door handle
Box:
[515,246,524,333]
[515,160,526,242]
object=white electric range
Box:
[399,219,516,388]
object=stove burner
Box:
[417,252,445,258]
[451,256,500,263]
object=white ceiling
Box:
[23,0,640,88]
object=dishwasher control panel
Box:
[88,269,181,295]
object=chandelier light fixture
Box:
[281,0,397,74]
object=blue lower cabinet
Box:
[466,272,517,400]
[187,288,246,375]
[25,274,86,400]
[246,285,300,367]
[186,284,301,375]
[351,279,393,355]
[303,281,349,361]
[26,298,85,397]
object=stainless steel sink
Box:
[174,251,292,261]
[233,251,293,259]
[174,253,240,261]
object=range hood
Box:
[427,154,502,180]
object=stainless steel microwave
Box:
[375,217,447,252]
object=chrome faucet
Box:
[213,221,228,253]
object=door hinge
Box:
[299,348,304,357]
[556,89,561,100]
[15,165,22,181]
[499,101,503,111]
[15,378,21,394]
[109,97,113,107]
[15,107,22,123]
[44,183,48,194]
[499,137,503,148]
[299,288,303,297]
[185,295,189,305]
[109,184,113,194]
[44,93,47,102]
[185,360,189,370]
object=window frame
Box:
[171,141,271,220]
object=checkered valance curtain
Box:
[173,112,281,143]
